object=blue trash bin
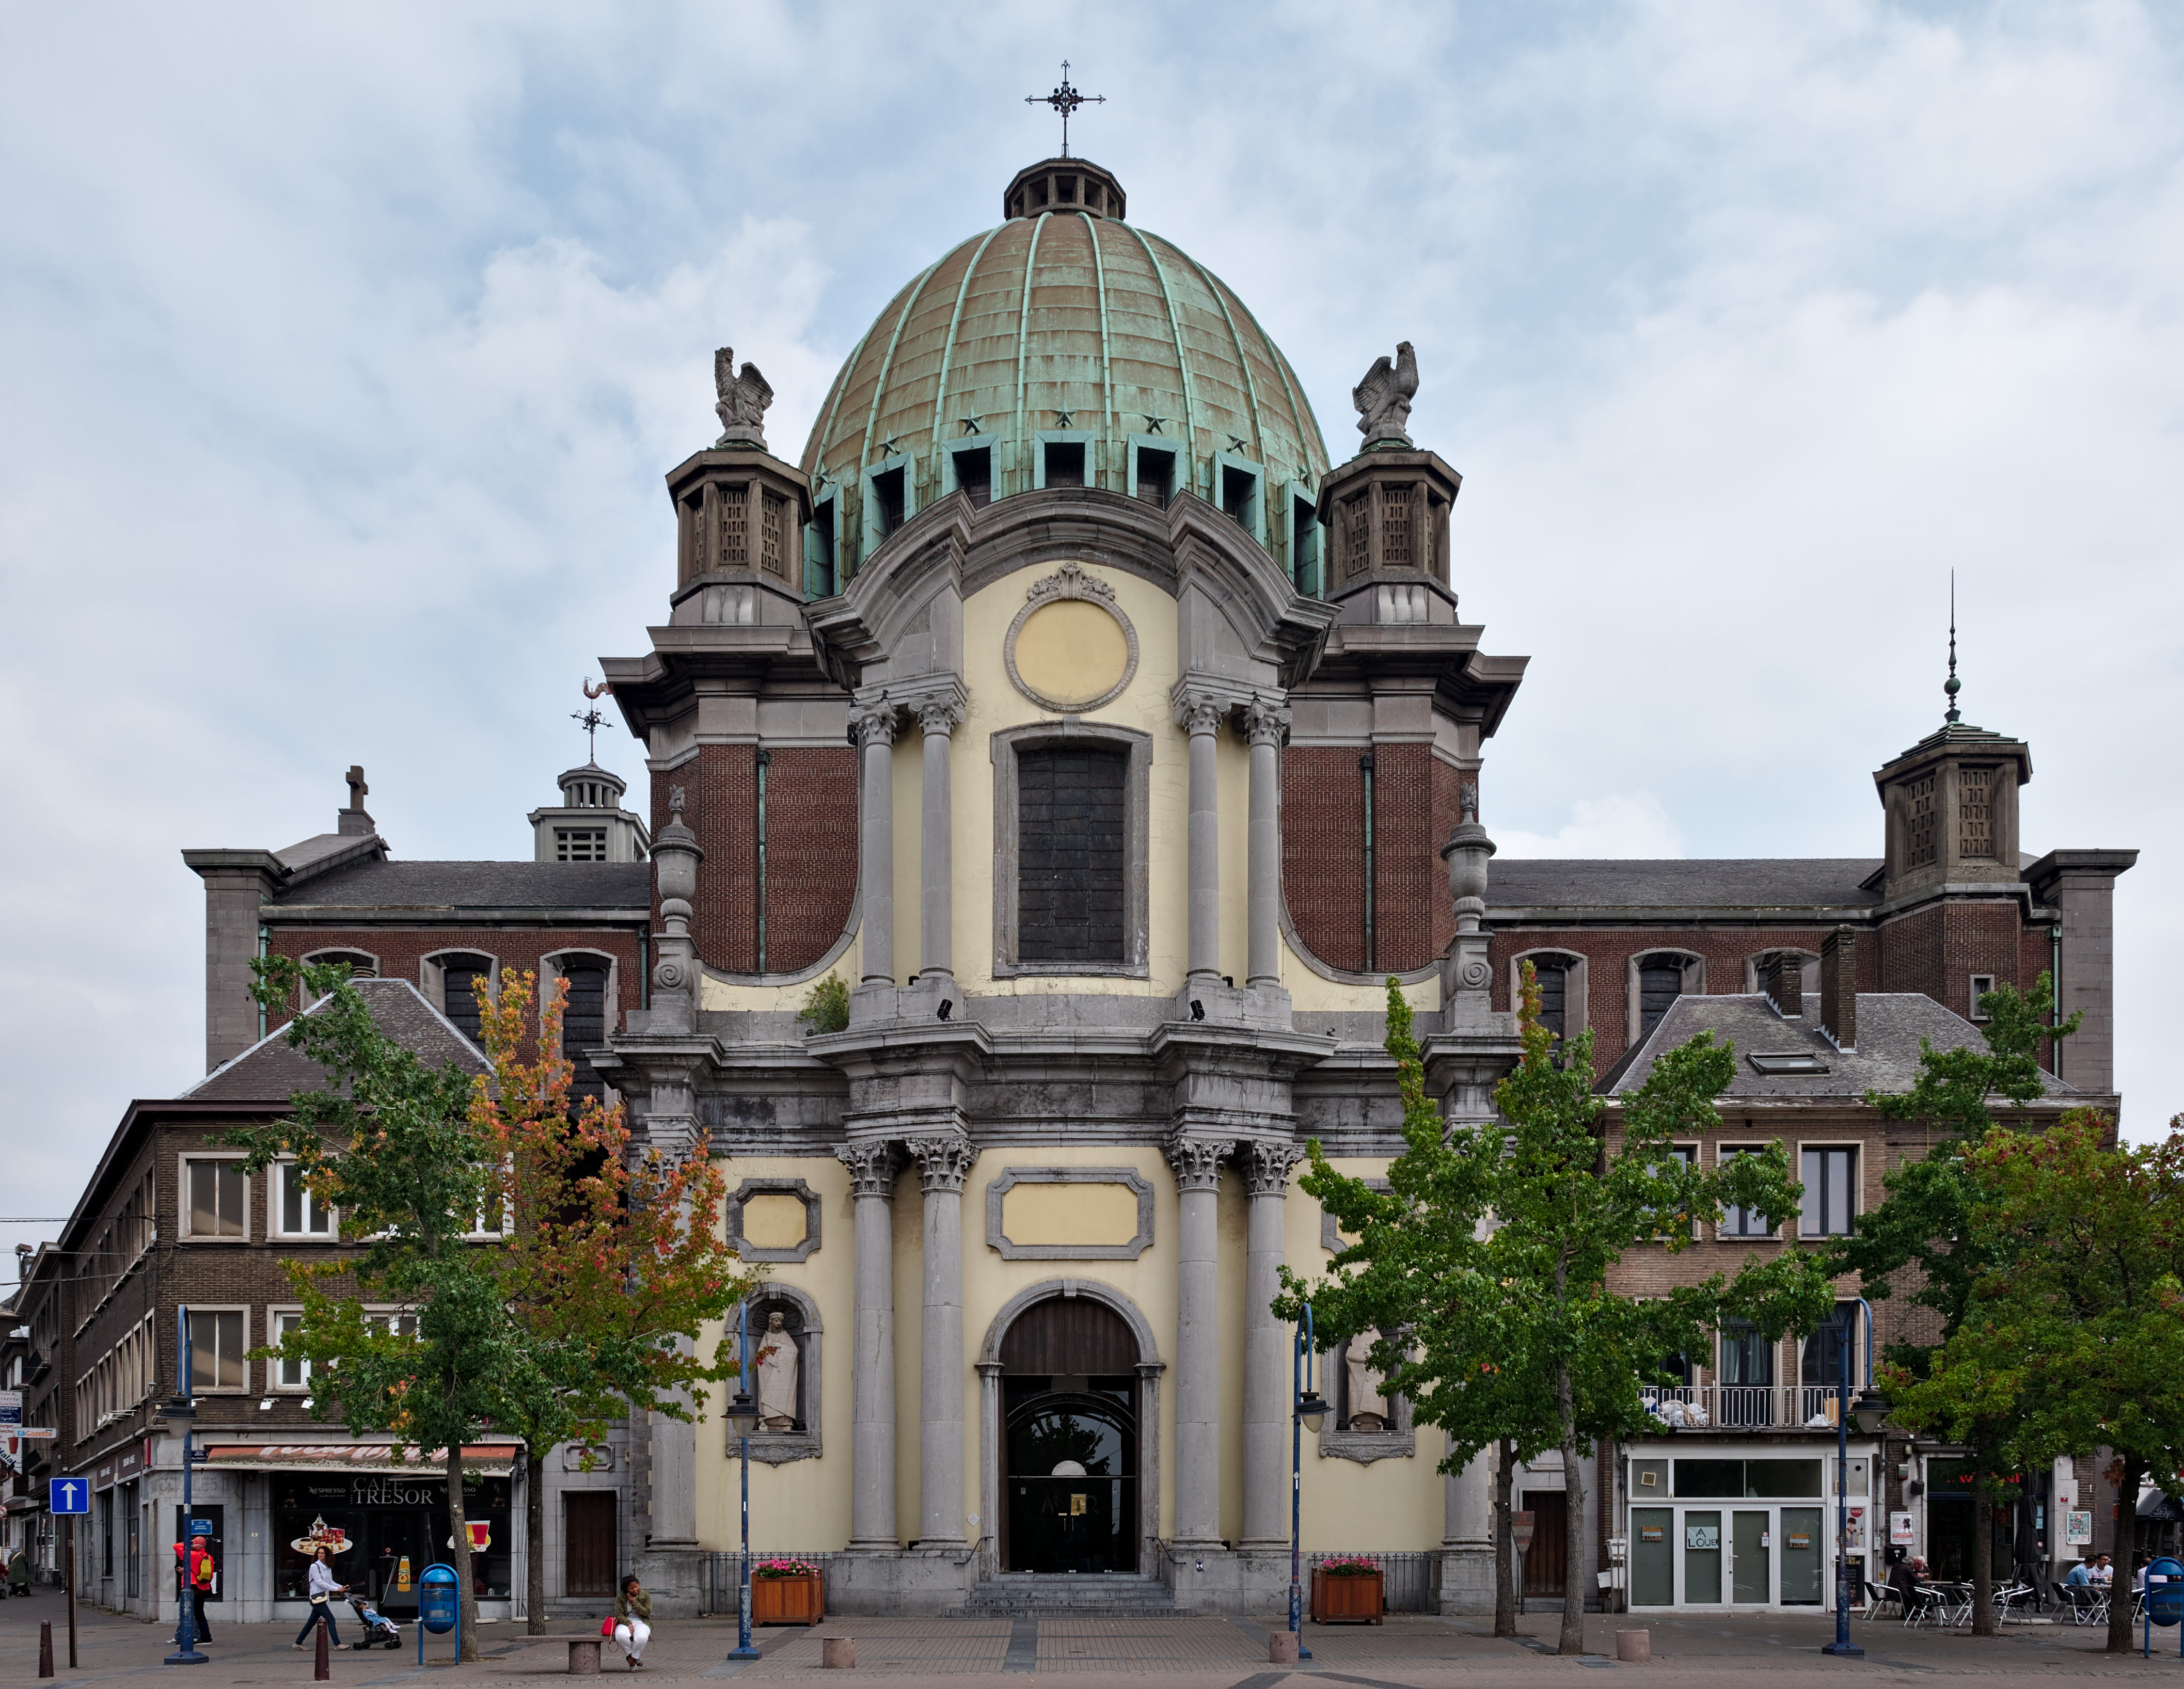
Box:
[417,1563,460,1663]
[2143,1556,2182,1656]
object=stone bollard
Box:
[316,1618,331,1680]
[822,1636,857,1669]
[1615,1629,1651,1663]
[1269,1630,1300,1664]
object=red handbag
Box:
[601,1618,615,1638]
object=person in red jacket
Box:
[185,1536,215,1644]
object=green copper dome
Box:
[799,160,1331,563]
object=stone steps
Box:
[956,1575,1186,1617]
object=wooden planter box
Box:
[1310,1568,1384,1624]
[751,1572,824,1626]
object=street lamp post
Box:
[1822,1296,1888,1658]
[163,1305,206,1667]
[1290,1304,1331,1660]
[723,1300,763,1664]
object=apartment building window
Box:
[1801,1302,1862,1388]
[273,1311,311,1389]
[1718,1146,1776,1238]
[276,1162,332,1238]
[1800,1147,1858,1238]
[183,1159,247,1240]
[188,1310,248,1392]
[1719,1321,1774,1387]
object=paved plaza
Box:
[6,1594,2183,1688]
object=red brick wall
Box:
[1370,742,1435,973]
[1879,897,2025,1015]
[270,927,641,1035]
[656,745,759,973]
[1284,746,1367,971]
[764,746,859,971]
[1430,758,1466,961]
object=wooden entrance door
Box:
[1522,1490,1569,1598]
[563,1492,616,1598]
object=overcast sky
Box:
[3,1,2177,1282]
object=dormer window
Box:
[1135,447,1174,508]
[1043,440,1085,487]
[1290,488,1320,595]
[951,445,992,507]
[1222,464,1257,527]
[871,465,906,537]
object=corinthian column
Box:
[856,699,899,987]
[1241,1139,1303,1548]
[915,698,962,987]
[1173,691,1224,984]
[835,1141,900,1549]
[907,1133,976,1547]
[1242,696,1289,990]
[1166,1135,1232,1548]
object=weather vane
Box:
[1026,60,1104,157]
[573,679,612,760]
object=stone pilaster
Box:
[1165,1135,1232,1548]
[1174,690,1224,984]
[1439,1446,1497,1613]
[1242,695,1289,990]
[1240,1139,1302,1548]
[856,697,899,988]
[836,1140,901,1549]
[915,697,963,990]
[907,1133,976,1547]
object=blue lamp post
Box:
[163,1306,206,1666]
[723,1300,763,1664]
[1821,1297,1888,1658]
[1289,1304,1332,1659]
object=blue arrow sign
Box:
[49,1476,89,1515]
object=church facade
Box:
[144,151,2134,1620]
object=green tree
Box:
[1827,975,2078,1636]
[227,957,519,1658]
[1895,1111,2184,1654]
[470,970,759,1634]
[1279,968,1828,1654]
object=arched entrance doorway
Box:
[995,1295,1142,1574]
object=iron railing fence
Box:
[703,1551,842,1617]
[1641,1383,1861,1432]
[1303,1550,1436,1613]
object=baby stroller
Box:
[347,1592,404,1650]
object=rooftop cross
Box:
[1943,570,1961,725]
[1026,60,1104,158]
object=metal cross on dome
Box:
[1026,60,1104,158]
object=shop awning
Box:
[199,1443,520,1475]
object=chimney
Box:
[1767,952,1805,1019]
[338,764,375,837]
[1821,927,1858,1050]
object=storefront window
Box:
[273,1473,512,1613]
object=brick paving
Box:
[9,1590,2184,1687]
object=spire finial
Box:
[1943,570,1961,725]
[1025,60,1104,158]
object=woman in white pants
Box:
[614,1574,652,1669]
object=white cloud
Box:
[1495,794,1689,861]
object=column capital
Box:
[915,697,965,737]
[835,1140,900,1199]
[853,695,900,747]
[1165,1135,1235,1192]
[1172,689,1225,738]
[1242,1139,1304,1197]
[906,1133,977,1194]
[1242,694,1291,748]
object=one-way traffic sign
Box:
[49,1476,89,1514]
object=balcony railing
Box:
[1640,1384,1858,1432]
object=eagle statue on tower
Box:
[713,346,774,450]
[1352,341,1417,448]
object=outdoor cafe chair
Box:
[1904,1584,1950,1628]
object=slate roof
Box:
[1488,859,1885,914]
[180,978,489,1103]
[1601,991,2080,1101]
[267,859,649,913]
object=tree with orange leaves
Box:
[469,969,760,1634]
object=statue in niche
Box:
[1352,342,1417,447]
[754,1310,799,1431]
[1346,1328,1392,1431]
[713,346,774,450]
